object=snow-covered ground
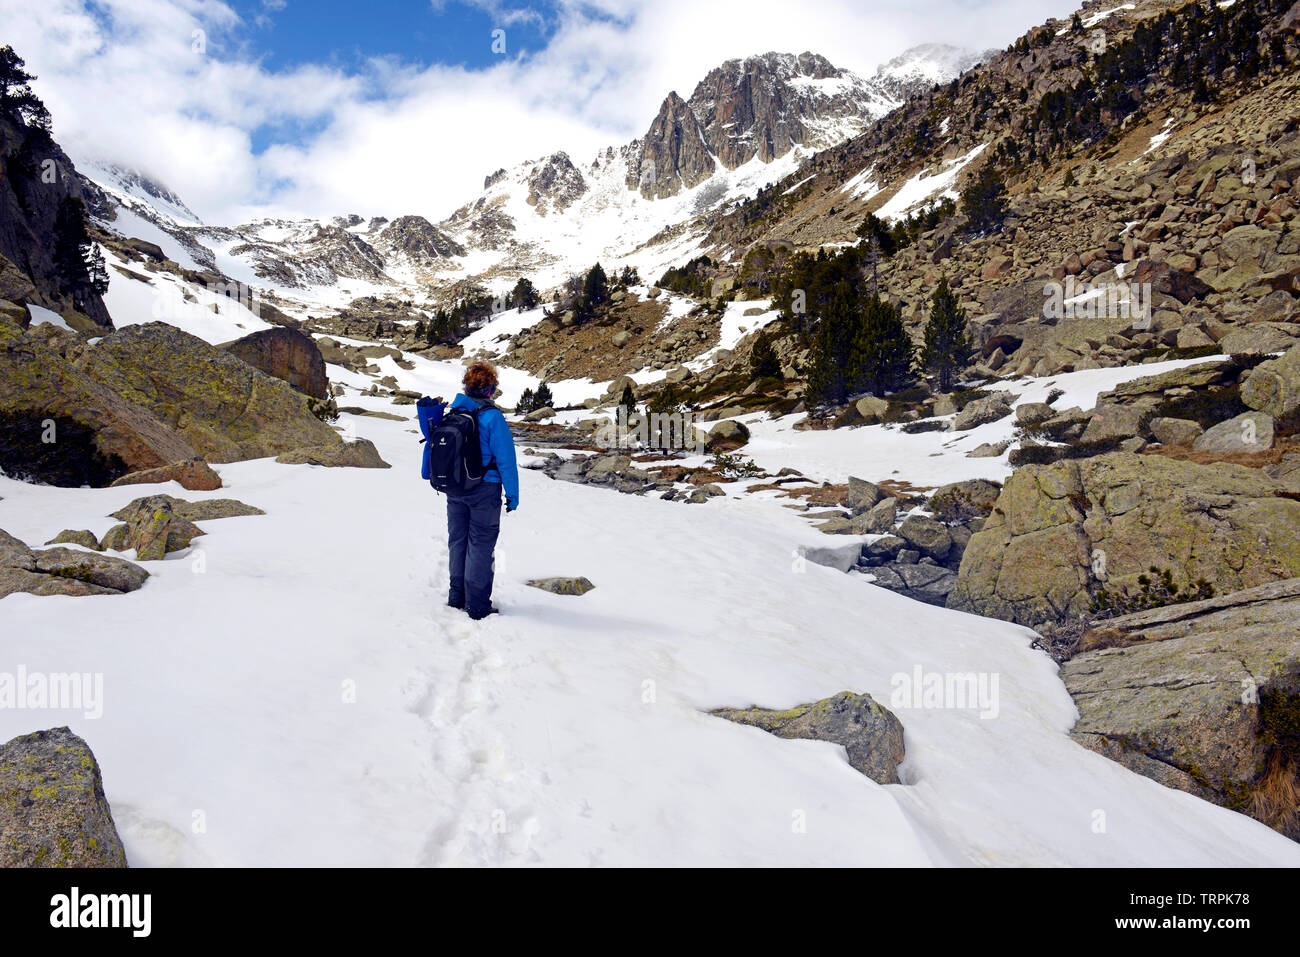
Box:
[2,348,1296,866]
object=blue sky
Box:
[227,0,557,73]
[1,0,1080,221]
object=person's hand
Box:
[506,497,518,513]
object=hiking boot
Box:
[467,605,500,621]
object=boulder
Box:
[99,495,204,561]
[867,562,958,607]
[221,326,329,399]
[1015,402,1054,427]
[81,323,343,464]
[854,396,889,422]
[0,728,128,867]
[1216,323,1297,356]
[711,691,905,785]
[966,440,1011,458]
[1147,417,1204,446]
[0,328,199,487]
[0,530,148,598]
[108,457,222,492]
[1061,579,1300,837]
[611,330,631,348]
[1080,403,1148,444]
[43,529,100,550]
[524,406,556,422]
[706,419,750,451]
[845,476,882,514]
[948,453,1300,628]
[275,438,391,468]
[109,495,264,523]
[928,479,1001,524]
[863,497,897,533]
[897,515,952,561]
[526,577,595,596]
[802,542,867,573]
[687,484,726,503]
[1241,343,1300,423]
[1192,411,1275,454]
[951,392,1013,431]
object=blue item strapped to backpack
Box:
[416,396,445,481]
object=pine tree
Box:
[749,329,782,379]
[619,382,636,415]
[961,165,1008,234]
[851,295,915,398]
[510,277,539,311]
[52,197,92,295]
[920,277,972,393]
[806,284,860,405]
[86,243,109,295]
[534,381,554,409]
[583,263,609,310]
[415,319,426,340]
[517,387,535,414]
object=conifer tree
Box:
[961,165,1008,234]
[806,283,860,405]
[851,294,915,398]
[619,382,636,415]
[749,329,782,379]
[517,387,535,414]
[920,277,972,393]
[534,380,554,409]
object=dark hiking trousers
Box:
[447,480,502,617]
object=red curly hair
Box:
[462,359,499,398]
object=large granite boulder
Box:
[80,322,343,463]
[108,457,223,492]
[0,327,198,486]
[711,691,905,784]
[947,453,1300,628]
[1241,343,1300,425]
[221,326,329,399]
[1061,579,1300,839]
[0,727,128,866]
[99,495,205,561]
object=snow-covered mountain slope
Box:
[79,44,982,312]
[3,348,1296,866]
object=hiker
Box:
[430,360,519,620]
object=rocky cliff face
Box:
[0,116,113,331]
[626,91,717,200]
[525,152,588,215]
[375,215,466,264]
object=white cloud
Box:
[0,0,1081,223]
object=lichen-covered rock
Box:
[1061,579,1300,839]
[897,515,952,561]
[711,691,905,784]
[275,438,391,468]
[44,529,101,551]
[929,479,1001,523]
[951,392,1013,431]
[706,419,750,451]
[1147,417,1204,446]
[0,530,148,598]
[0,329,198,486]
[80,322,342,463]
[0,727,128,867]
[527,577,596,596]
[108,494,264,523]
[108,457,222,492]
[1241,343,1300,424]
[1192,411,1274,454]
[99,495,204,561]
[948,453,1300,628]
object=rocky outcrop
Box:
[1061,579,1300,839]
[524,153,587,215]
[0,321,199,486]
[0,727,128,867]
[626,92,716,200]
[374,215,466,263]
[0,529,148,598]
[1241,342,1300,426]
[948,453,1300,628]
[108,494,263,523]
[80,322,344,463]
[711,691,906,784]
[221,327,329,399]
[0,115,113,331]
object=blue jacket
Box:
[451,393,519,508]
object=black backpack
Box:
[428,400,496,494]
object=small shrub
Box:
[1089,565,1215,619]
[708,451,764,478]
